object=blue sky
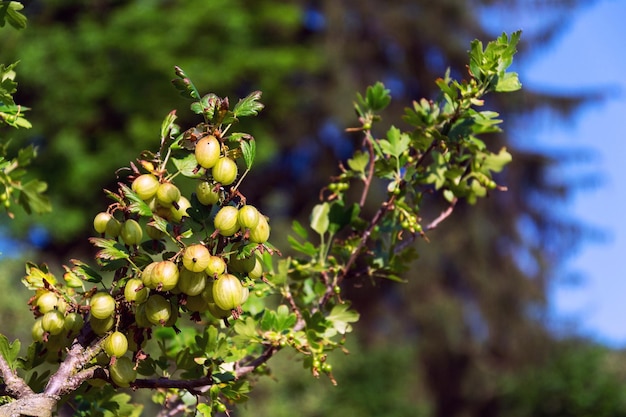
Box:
[509,1,626,346]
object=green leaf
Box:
[379,126,410,159]
[274,304,297,332]
[233,90,264,118]
[240,139,256,170]
[233,316,258,339]
[328,201,359,235]
[326,303,360,335]
[424,152,447,189]
[172,153,202,178]
[89,237,130,262]
[17,179,51,214]
[120,184,152,216]
[149,215,171,237]
[16,144,36,167]
[291,220,308,239]
[0,334,20,371]
[171,66,201,100]
[68,259,103,284]
[22,262,56,290]
[310,202,330,236]
[197,404,212,417]
[357,82,391,112]
[0,62,18,106]
[0,1,27,30]
[347,150,369,174]
[160,110,178,141]
[287,235,318,257]
[494,72,522,92]
[480,147,512,173]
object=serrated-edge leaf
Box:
[291,220,308,239]
[160,110,177,140]
[172,153,202,178]
[0,334,20,370]
[326,303,360,334]
[68,259,103,283]
[89,237,130,261]
[241,139,256,170]
[233,91,264,118]
[287,235,317,257]
[120,184,152,216]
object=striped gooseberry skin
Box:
[177,268,207,296]
[212,274,244,311]
[249,214,270,243]
[212,157,238,185]
[120,219,143,245]
[42,310,65,335]
[145,294,172,326]
[182,244,211,273]
[143,261,179,291]
[90,292,116,320]
[237,205,260,230]
[124,278,148,303]
[104,331,129,357]
[214,206,240,236]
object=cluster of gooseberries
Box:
[28,125,273,388]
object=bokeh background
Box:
[1,1,625,416]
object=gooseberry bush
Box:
[0,31,521,416]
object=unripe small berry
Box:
[238,205,260,230]
[120,219,143,245]
[212,274,244,311]
[156,182,181,208]
[212,157,238,186]
[124,278,148,303]
[93,212,113,234]
[196,181,220,205]
[90,292,116,320]
[170,196,191,223]
[249,214,270,243]
[214,206,240,236]
[205,256,226,277]
[36,291,58,313]
[132,174,159,201]
[178,268,207,296]
[104,331,129,357]
[109,356,137,387]
[195,135,221,169]
[90,315,114,335]
[182,244,211,273]
[42,310,65,336]
[145,294,172,326]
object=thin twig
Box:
[424,197,457,231]
[235,345,280,379]
[339,196,396,282]
[394,197,458,254]
[359,132,376,208]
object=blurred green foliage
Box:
[240,339,626,417]
[1,0,321,243]
[240,343,429,417]
[501,342,626,417]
